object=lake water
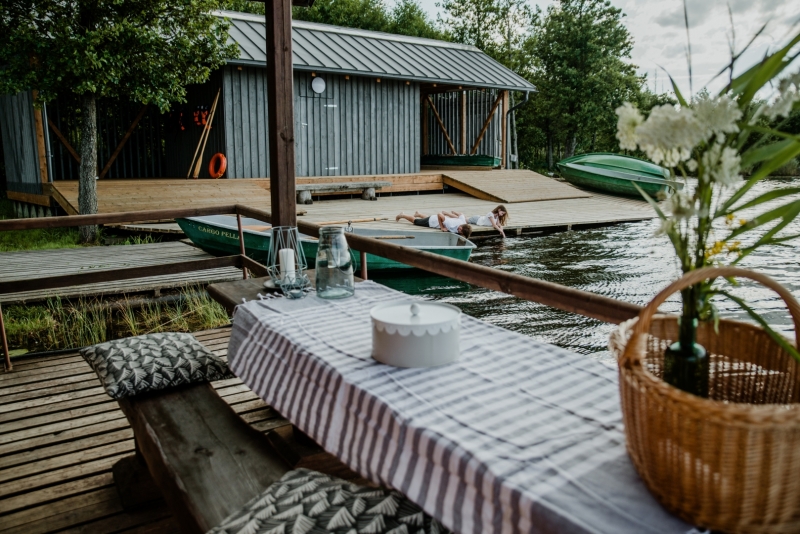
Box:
[373,177,800,366]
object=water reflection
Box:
[373,177,800,366]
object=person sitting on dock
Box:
[442,205,508,238]
[395,211,473,238]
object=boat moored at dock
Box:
[176,215,476,272]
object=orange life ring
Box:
[208,153,227,179]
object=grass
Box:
[4,287,229,353]
[0,197,86,252]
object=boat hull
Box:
[176,216,475,272]
[557,153,681,199]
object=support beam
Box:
[99,105,148,179]
[265,0,297,228]
[501,90,509,169]
[460,91,467,154]
[426,96,456,155]
[48,118,81,163]
[470,93,503,155]
[422,96,429,156]
[32,91,49,183]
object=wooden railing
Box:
[0,205,643,371]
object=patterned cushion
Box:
[208,468,451,534]
[80,332,233,399]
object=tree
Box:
[523,0,640,167]
[0,0,236,241]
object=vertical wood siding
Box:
[427,89,502,158]
[0,91,42,193]
[222,66,420,177]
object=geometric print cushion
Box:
[207,468,452,534]
[80,332,234,399]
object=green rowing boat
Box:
[556,153,683,199]
[421,154,501,168]
[176,215,476,272]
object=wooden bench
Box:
[112,275,366,533]
[296,181,391,204]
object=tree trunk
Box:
[79,93,98,243]
[546,132,554,170]
[564,133,577,158]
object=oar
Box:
[372,235,415,239]
[188,89,221,179]
[315,217,389,225]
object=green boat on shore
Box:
[176,215,476,272]
[556,153,683,199]
[421,154,501,168]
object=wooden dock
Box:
[42,171,655,237]
[0,327,285,534]
[0,242,242,304]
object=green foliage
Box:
[4,288,229,352]
[518,0,644,167]
[0,0,237,111]
[288,0,444,39]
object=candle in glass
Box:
[278,248,296,282]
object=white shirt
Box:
[443,214,467,233]
[476,212,496,227]
[427,215,440,228]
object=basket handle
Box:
[631,267,800,348]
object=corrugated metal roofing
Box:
[216,10,536,92]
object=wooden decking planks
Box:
[0,242,242,303]
[0,327,291,534]
[441,169,592,203]
[48,174,444,214]
[298,191,655,235]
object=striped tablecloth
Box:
[227,281,691,534]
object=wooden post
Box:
[501,91,509,169]
[100,105,148,179]
[360,251,368,281]
[237,214,248,280]
[422,96,429,156]
[1,303,11,372]
[265,0,297,228]
[460,91,467,154]
[32,91,49,184]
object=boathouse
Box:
[0,11,535,214]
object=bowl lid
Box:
[371,301,461,335]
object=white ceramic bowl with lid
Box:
[370,301,461,367]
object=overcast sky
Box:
[416,0,800,96]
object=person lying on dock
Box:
[441,205,508,238]
[395,211,473,238]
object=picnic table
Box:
[226,281,692,533]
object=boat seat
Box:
[295,181,392,204]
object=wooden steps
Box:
[0,242,242,304]
[441,169,592,203]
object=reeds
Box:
[4,286,229,352]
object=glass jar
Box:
[315,227,354,299]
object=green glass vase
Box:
[663,290,709,398]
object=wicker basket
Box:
[609,267,800,533]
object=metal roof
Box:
[216,10,536,92]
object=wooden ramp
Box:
[0,327,289,534]
[0,242,242,304]
[441,170,591,203]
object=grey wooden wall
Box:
[426,90,503,158]
[221,66,421,178]
[0,91,42,193]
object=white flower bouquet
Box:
[615,32,800,395]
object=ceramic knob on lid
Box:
[370,301,461,368]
